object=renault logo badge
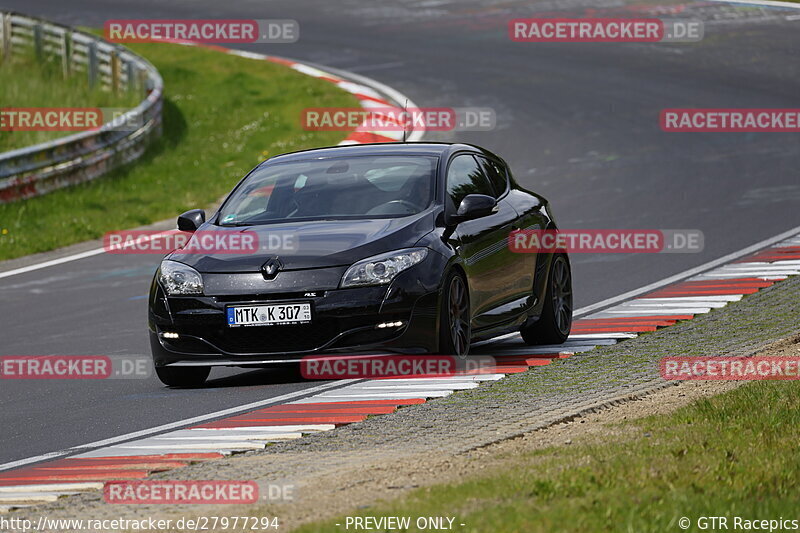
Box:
[261,257,283,280]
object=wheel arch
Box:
[436,260,470,354]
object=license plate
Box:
[226,302,312,327]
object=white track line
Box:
[0,493,70,504]
[73,447,235,458]
[155,430,302,440]
[0,249,107,280]
[120,441,268,451]
[691,273,789,280]
[591,308,713,316]
[636,295,744,302]
[562,338,618,346]
[620,301,728,308]
[144,432,301,440]
[719,261,800,266]
[709,0,800,9]
[568,333,639,339]
[291,63,342,79]
[573,224,800,317]
[356,373,506,383]
[0,380,353,472]
[325,68,426,143]
[350,382,479,390]
[379,375,505,382]
[712,265,800,272]
[191,424,335,432]
[480,346,579,355]
[526,342,606,350]
[294,391,453,401]
[0,483,103,494]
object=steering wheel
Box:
[367,200,421,215]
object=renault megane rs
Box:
[148,143,572,386]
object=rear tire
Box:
[155,365,210,387]
[438,270,471,356]
[520,254,572,345]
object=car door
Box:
[475,155,535,308]
[495,159,550,304]
[446,153,522,331]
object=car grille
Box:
[181,322,339,354]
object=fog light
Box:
[376,321,404,329]
[161,332,179,339]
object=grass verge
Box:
[297,380,800,533]
[0,41,357,260]
[0,51,139,151]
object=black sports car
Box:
[148,143,572,386]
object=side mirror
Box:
[177,209,206,232]
[451,194,497,224]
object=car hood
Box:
[170,212,435,273]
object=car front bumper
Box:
[148,260,444,367]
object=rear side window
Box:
[477,156,508,198]
[446,154,494,210]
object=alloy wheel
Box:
[550,256,573,335]
[448,275,470,355]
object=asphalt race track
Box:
[1,0,799,466]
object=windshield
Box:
[218,155,437,226]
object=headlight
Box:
[158,260,204,295]
[341,248,428,288]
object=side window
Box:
[446,154,494,211]
[477,157,508,198]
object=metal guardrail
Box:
[0,12,163,204]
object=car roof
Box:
[258,142,500,166]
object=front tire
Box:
[521,254,573,345]
[439,270,471,356]
[155,365,210,387]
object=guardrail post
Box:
[61,31,72,77]
[0,13,8,62]
[33,23,43,60]
[87,41,98,88]
[125,60,135,94]
[110,50,120,94]
[138,67,147,99]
